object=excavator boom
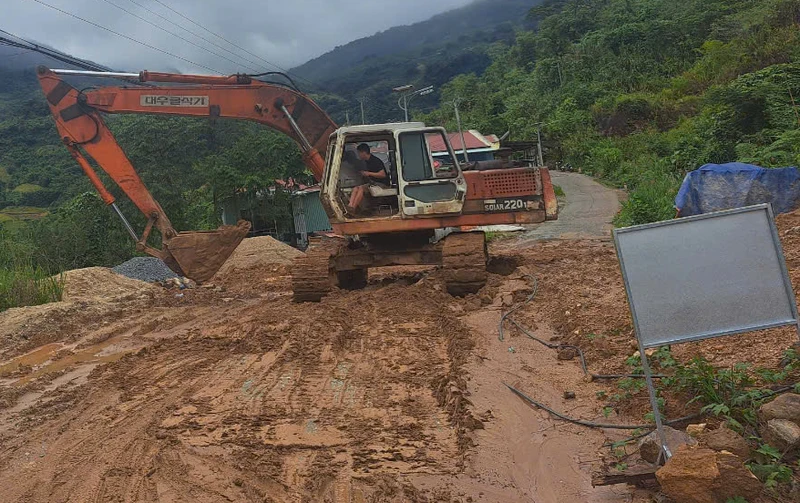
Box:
[37,66,337,281]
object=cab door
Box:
[396,128,466,216]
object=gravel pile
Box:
[112,256,179,283]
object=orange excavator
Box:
[37,66,557,301]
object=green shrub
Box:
[0,265,63,311]
[614,173,679,227]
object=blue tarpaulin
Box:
[675,163,800,216]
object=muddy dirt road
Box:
[0,240,660,502]
[3,201,799,502]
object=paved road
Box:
[519,171,622,242]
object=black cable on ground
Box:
[499,274,800,439]
[499,274,664,379]
[505,382,701,430]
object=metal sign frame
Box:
[613,204,800,459]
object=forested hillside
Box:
[4,0,800,290]
[292,0,540,123]
[422,0,800,225]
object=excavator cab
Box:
[321,124,467,227]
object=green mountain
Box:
[292,0,542,123]
[421,0,800,226]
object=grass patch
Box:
[553,184,565,197]
[485,231,518,243]
[12,183,43,194]
[0,206,49,221]
[0,265,64,311]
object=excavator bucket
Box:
[163,220,251,282]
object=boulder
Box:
[761,418,800,454]
[639,426,696,464]
[759,393,800,423]
[557,346,578,360]
[698,426,751,459]
[656,445,762,503]
[686,423,708,437]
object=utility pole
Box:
[453,97,469,162]
[357,97,367,125]
[393,84,434,122]
[345,110,350,126]
[535,122,545,167]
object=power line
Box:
[123,0,270,73]
[97,0,260,73]
[0,28,111,71]
[149,0,321,89]
[27,0,223,74]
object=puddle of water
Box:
[0,336,136,387]
[15,339,130,386]
[0,343,63,376]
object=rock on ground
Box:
[698,426,751,459]
[639,425,696,464]
[656,445,762,503]
[112,256,179,283]
[762,418,800,454]
[759,393,800,423]
[686,423,707,437]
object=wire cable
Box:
[124,0,270,74]
[247,71,300,92]
[149,0,322,90]
[26,0,223,74]
[0,28,111,71]
[499,274,665,380]
[506,383,701,429]
[500,275,800,439]
[98,0,260,73]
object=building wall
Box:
[292,191,332,247]
[221,198,240,226]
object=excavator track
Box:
[441,232,488,296]
[291,238,343,302]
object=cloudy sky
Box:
[3,0,473,73]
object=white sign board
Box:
[614,204,799,349]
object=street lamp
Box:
[393,84,434,122]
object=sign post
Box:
[613,204,800,459]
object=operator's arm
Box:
[360,169,387,179]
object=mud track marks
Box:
[0,281,476,502]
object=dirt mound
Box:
[215,236,304,277]
[62,267,159,302]
[0,268,159,359]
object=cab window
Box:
[398,132,457,181]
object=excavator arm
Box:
[37,66,337,281]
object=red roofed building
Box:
[427,130,501,162]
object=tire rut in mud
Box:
[0,278,480,502]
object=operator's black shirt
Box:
[365,154,389,184]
